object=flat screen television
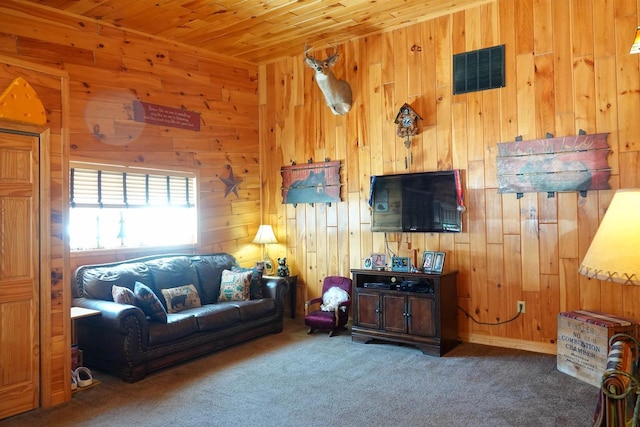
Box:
[369,170,463,233]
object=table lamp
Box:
[631,26,640,54]
[253,224,278,274]
[578,189,640,285]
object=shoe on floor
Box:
[71,373,78,391]
[73,367,93,388]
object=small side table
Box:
[70,307,101,393]
[71,307,101,345]
[265,275,298,319]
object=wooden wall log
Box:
[261,0,640,354]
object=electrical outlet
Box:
[517,301,526,313]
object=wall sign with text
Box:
[133,100,200,131]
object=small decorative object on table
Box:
[363,257,373,269]
[371,253,386,270]
[391,256,410,272]
[277,257,290,277]
[432,252,446,274]
[422,251,435,272]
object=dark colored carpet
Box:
[2,319,599,426]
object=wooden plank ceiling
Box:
[22,0,492,64]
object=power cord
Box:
[384,232,397,257]
[457,305,523,326]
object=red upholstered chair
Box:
[304,276,352,337]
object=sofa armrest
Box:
[262,276,288,302]
[305,297,322,315]
[72,297,147,336]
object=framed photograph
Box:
[432,252,446,274]
[422,251,435,272]
[391,256,410,272]
[371,253,386,269]
[363,257,373,269]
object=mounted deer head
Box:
[304,43,353,115]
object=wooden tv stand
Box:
[350,269,458,356]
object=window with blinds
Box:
[69,163,197,250]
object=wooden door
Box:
[0,131,40,419]
[407,296,436,337]
[382,294,406,333]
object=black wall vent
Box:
[453,45,505,95]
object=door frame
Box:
[0,54,70,408]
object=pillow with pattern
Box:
[231,265,264,299]
[112,285,135,305]
[218,269,252,302]
[134,282,168,323]
[160,284,202,313]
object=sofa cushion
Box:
[81,262,152,300]
[191,254,238,304]
[147,313,199,346]
[185,303,241,331]
[232,299,277,321]
[145,256,200,299]
[160,284,202,313]
[219,269,251,302]
[112,285,135,305]
[134,282,168,323]
[231,265,264,299]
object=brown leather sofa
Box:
[71,253,288,382]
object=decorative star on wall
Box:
[220,165,242,198]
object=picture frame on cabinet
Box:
[422,251,435,272]
[363,257,373,269]
[432,252,446,274]
[370,253,386,270]
[391,256,410,272]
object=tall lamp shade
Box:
[253,225,278,272]
[631,26,640,54]
[578,189,640,285]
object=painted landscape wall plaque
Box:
[280,161,342,206]
[497,133,611,194]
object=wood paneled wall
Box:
[0,0,262,407]
[259,0,640,353]
[0,1,264,265]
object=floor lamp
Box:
[578,189,640,286]
[253,224,278,274]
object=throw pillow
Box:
[160,284,202,313]
[218,269,252,302]
[134,282,168,323]
[112,285,135,305]
[321,286,350,312]
[231,265,264,299]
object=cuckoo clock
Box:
[394,103,422,168]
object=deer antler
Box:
[325,43,339,62]
[304,42,314,59]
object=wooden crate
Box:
[557,310,640,387]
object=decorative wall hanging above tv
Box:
[496,132,610,197]
[281,160,342,207]
[453,45,505,95]
[368,170,464,233]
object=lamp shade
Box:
[252,225,278,245]
[631,26,640,54]
[578,189,640,285]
